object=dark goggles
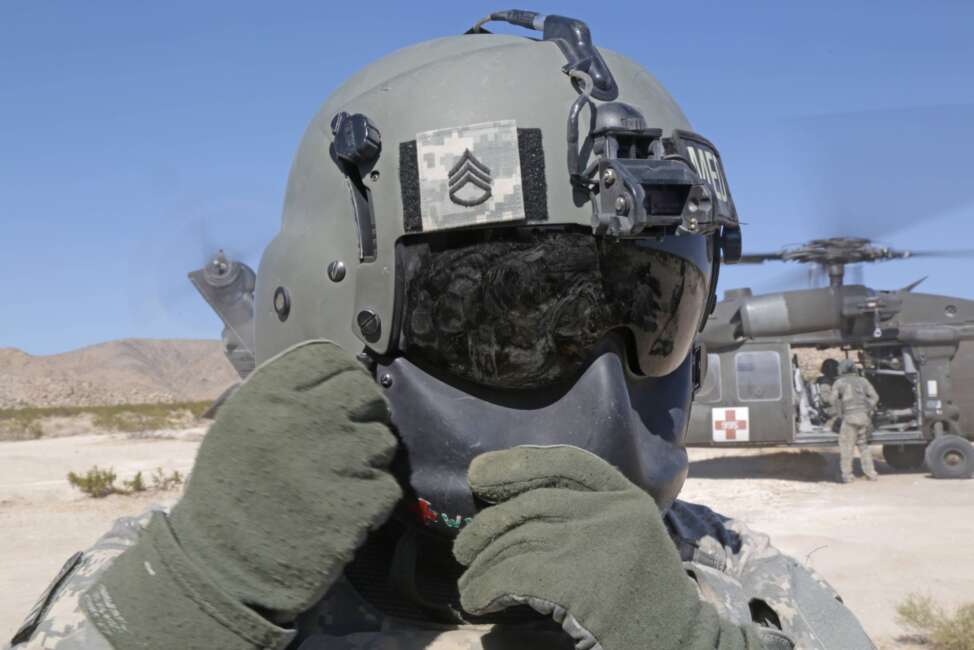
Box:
[397,229,711,389]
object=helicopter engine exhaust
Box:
[738,288,841,338]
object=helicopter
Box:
[688,236,974,479]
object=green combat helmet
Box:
[253,10,741,535]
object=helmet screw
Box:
[327,260,346,282]
[379,373,393,388]
[614,195,629,215]
[273,287,291,322]
[602,168,616,187]
[357,308,382,342]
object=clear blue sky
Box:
[2,1,973,354]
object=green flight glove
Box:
[83,340,402,649]
[454,446,781,650]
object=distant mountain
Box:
[0,339,238,409]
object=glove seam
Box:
[294,366,360,393]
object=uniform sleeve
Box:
[721,519,875,649]
[4,510,158,650]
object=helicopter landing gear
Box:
[882,444,926,471]
[925,435,974,479]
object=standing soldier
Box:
[7,10,875,650]
[833,359,880,482]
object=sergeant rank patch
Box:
[415,120,526,231]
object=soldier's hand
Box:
[454,446,779,650]
[83,341,402,649]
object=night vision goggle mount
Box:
[471,9,742,261]
[570,99,739,245]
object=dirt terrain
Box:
[0,339,237,409]
[682,448,974,648]
[2,432,971,648]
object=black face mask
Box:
[379,336,693,538]
[397,229,710,390]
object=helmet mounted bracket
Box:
[331,111,382,263]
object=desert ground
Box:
[2,430,972,648]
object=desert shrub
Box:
[90,402,210,431]
[67,466,120,498]
[897,593,974,650]
[0,401,211,440]
[68,466,185,498]
[123,471,147,493]
[150,468,184,490]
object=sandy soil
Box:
[2,434,971,648]
[0,430,200,642]
[682,447,974,648]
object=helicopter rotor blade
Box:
[737,252,786,264]
[903,248,974,258]
[128,213,268,329]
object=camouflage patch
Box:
[415,120,525,231]
[9,553,83,645]
[6,510,159,650]
[685,562,752,625]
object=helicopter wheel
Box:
[925,435,974,480]
[882,444,926,471]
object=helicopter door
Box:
[685,343,795,445]
[685,351,726,444]
[724,344,795,444]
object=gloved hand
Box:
[83,341,402,649]
[454,446,772,650]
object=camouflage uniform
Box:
[832,373,880,481]
[7,501,874,650]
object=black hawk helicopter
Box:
[689,237,974,479]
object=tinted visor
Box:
[398,229,710,389]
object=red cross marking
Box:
[714,408,748,440]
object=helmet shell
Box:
[839,358,857,375]
[255,33,692,362]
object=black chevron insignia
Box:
[448,149,493,207]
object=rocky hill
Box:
[0,339,238,409]
[0,338,850,411]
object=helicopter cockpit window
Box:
[697,353,721,403]
[736,351,782,401]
